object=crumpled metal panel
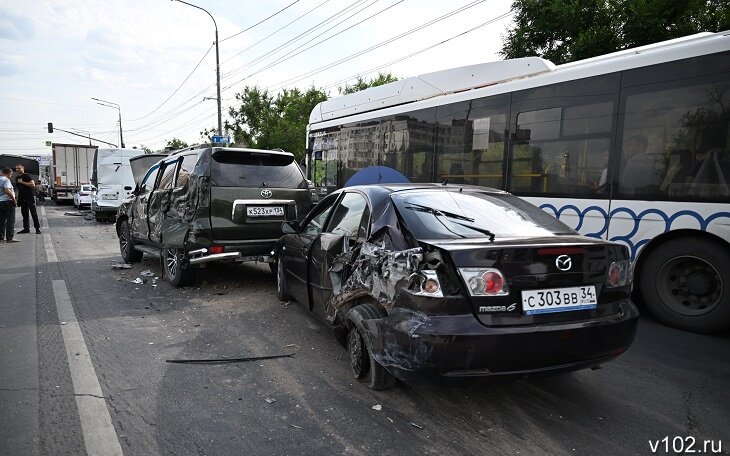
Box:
[160,158,205,249]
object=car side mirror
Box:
[282,221,298,234]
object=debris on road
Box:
[111,263,133,269]
[140,269,155,277]
[131,278,143,284]
[165,353,295,365]
[410,422,424,430]
[264,398,276,404]
[289,424,302,430]
[372,404,382,411]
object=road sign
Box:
[212,135,230,144]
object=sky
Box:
[0,0,515,155]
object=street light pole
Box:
[172,0,222,136]
[91,97,125,148]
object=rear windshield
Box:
[210,151,307,188]
[392,190,575,240]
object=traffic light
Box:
[47,122,53,133]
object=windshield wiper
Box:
[403,201,495,242]
[403,202,474,222]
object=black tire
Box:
[119,220,143,263]
[163,248,198,287]
[346,317,396,391]
[640,237,730,333]
[275,258,292,301]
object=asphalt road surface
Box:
[1,204,728,455]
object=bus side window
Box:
[508,74,619,197]
[618,63,730,201]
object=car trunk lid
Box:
[424,236,628,326]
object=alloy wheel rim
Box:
[656,255,722,316]
[120,225,129,254]
[348,329,364,377]
[166,249,178,278]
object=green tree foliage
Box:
[501,0,730,64]
[139,145,153,154]
[226,86,327,161]
[338,72,399,95]
[166,138,188,149]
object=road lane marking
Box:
[52,280,124,456]
[39,207,56,263]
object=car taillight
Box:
[458,268,509,296]
[208,246,224,254]
[411,270,443,297]
[606,260,631,288]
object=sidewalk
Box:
[0,214,40,455]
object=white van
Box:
[91,148,147,222]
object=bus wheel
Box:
[640,237,730,333]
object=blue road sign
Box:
[212,135,230,143]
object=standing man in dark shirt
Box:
[14,164,41,234]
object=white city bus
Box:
[305,31,730,333]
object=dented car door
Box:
[148,158,179,245]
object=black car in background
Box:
[274,184,639,389]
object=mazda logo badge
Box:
[261,189,272,198]
[555,255,572,271]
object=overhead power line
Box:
[222,0,332,65]
[320,10,514,91]
[221,0,367,81]
[221,0,301,42]
[265,0,487,89]
[128,44,214,122]
[224,0,404,91]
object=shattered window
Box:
[303,195,337,236]
[158,160,179,189]
[175,154,198,189]
[392,190,574,240]
[326,192,368,238]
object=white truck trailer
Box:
[51,143,98,204]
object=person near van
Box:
[14,164,40,234]
[0,167,19,242]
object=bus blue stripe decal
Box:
[538,204,730,259]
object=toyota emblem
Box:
[555,255,572,271]
[261,189,272,198]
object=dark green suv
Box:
[116,146,311,286]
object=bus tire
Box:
[639,237,730,333]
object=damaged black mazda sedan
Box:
[274,184,638,389]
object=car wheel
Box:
[640,237,730,333]
[346,322,395,391]
[163,248,197,287]
[119,220,143,263]
[275,258,292,301]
